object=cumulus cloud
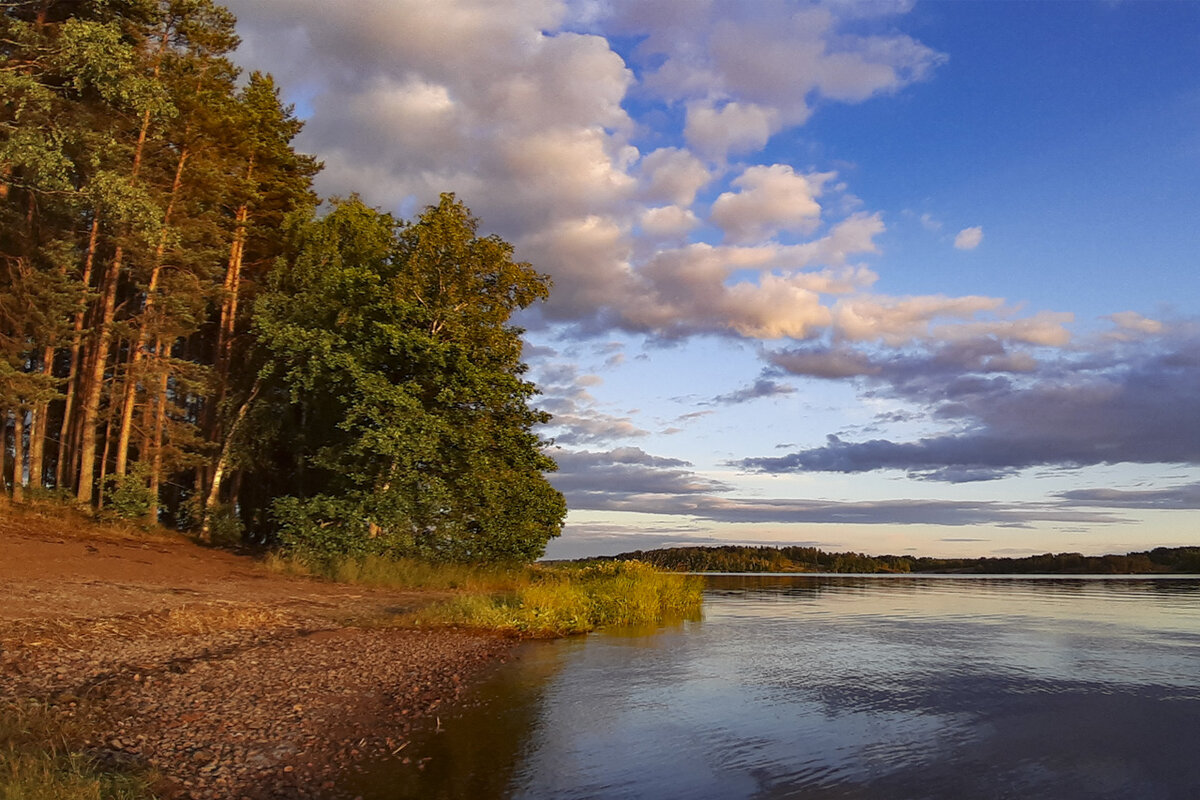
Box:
[1105,311,1165,341]
[685,101,781,159]
[954,226,983,250]
[624,1,945,160]
[223,0,967,344]
[638,147,713,207]
[640,205,701,239]
[710,165,834,243]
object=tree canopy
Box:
[1,0,565,562]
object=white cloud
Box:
[222,0,1071,354]
[831,296,1073,348]
[684,101,780,159]
[641,205,701,239]
[954,226,984,250]
[1105,311,1164,340]
[624,1,946,160]
[638,147,713,207]
[710,164,834,243]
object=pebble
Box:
[2,618,515,799]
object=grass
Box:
[264,550,518,591]
[267,553,705,637]
[0,701,155,800]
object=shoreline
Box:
[0,510,520,799]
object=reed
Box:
[264,551,528,592]
[410,560,705,637]
[266,553,704,637]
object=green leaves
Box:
[255,197,565,562]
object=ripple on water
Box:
[349,576,1200,800]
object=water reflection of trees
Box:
[343,641,568,799]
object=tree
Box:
[247,195,565,562]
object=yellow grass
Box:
[408,560,704,636]
[266,552,705,637]
[0,701,155,800]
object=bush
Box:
[101,465,155,521]
[204,504,244,547]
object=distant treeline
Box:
[608,545,1200,574]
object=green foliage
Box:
[202,502,242,547]
[254,195,565,562]
[616,545,914,573]
[1,2,558,569]
[614,545,1200,575]
[101,464,155,520]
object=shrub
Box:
[101,465,155,522]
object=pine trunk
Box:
[56,214,100,489]
[146,342,169,526]
[11,410,25,503]
[74,248,122,504]
[76,56,157,504]
[114,147,189,476]
[27,346,54,489]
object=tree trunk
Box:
[95,392,120,510]
[207,156,255,450]
[11,410,25,503]
[27,346,54,489]
[200,380,259,541]
[115,147,189,476]
[146,339,168,526]
[57,214,100,489]
[74,247,122,505]
[75,61,157,504]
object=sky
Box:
[222,0,1200,561]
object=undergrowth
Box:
[0,701,155,800]
[268,552,704,636]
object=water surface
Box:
[349,576,1200,799]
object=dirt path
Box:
[0,507,516,799]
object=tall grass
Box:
[267,552,704,637]
[409,560,704,637]
[264,551,521,591]
[0,701,154,800]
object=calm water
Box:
[348,576,1200,799]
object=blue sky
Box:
[225,0,1200,560]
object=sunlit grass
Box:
[408,560,704,637]
[264,551,522,591]
[266,553,704,637]
[0,701,155,800]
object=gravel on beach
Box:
[0,514,518,799]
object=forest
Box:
[613,545,1200,574]
[0,0,566,562]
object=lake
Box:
[347,575,1200,799]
